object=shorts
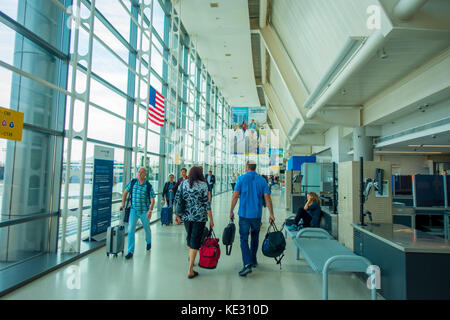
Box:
[184,221,206,250]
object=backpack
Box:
[262,221,286,269]
[222,219,236,255]
[199,229,221,269]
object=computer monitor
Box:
[393,175,412,196]
[413,175,445,207]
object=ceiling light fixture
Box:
[210,2,219,8]
[225,53,231,56]
[232,77,238,80]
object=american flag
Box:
[148,86,165,127]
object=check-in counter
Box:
[352,223,450,300]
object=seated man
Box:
[288,192,322,231]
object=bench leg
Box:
[296,248,300,260]
[322,270,329,300]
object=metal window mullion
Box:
[133,2,146,173]
[143,0,155,169]
[61,0,83,253]
[75,0,97,253]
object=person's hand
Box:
[169,189,173,193]
[269,215,275,223]
[175,215,182,225]
[146,211,152,219]
[230,212,234,220]
[120,205,124,211]
[209,219,214,230]
[162,197,165,202]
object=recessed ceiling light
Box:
[240,96,244,98]
[225,53,231,56]
[232,77,238,80]
[210,2,219,8]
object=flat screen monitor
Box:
[393,175,412,196]
[413,175,445,207]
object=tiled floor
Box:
[2,189,379,300]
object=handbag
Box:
[222,219,236,255]
[199,228,221,269]
[262,221,286,269]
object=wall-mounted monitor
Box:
[393,175,412,196]
[413,175,445,208]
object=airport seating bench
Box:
[283,223,378,300]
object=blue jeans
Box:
[127,208,151,254]
[239,217,261,267]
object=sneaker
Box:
[252,261,258,268]
[239,265,252,277]
[287,224,297,231]
[125,253,133,260]
[146,243,151,251]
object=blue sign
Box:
[90,146,114,238]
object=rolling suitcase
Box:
[161,206,173,226]
[106,225,125,257]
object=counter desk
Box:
[352,223,450,300]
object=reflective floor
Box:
[2,188,380,300]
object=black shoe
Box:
[146,243,151,251]
[239,265,252,277]
[252,262,258,268]
[125,253,133,260]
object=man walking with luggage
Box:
[229,161,275,276]
[207,170,216,197]
[120,167,156,259]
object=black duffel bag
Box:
[222,219,236,255]
[262,221,286,268]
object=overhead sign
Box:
[0,107,24,141]
[90,146,114,239]
[231,107,267,155]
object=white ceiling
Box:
[176,0,260,107]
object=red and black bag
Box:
[199,228,221,269]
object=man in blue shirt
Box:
[120,167,156,259]
[229,161,275,276]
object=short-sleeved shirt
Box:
[125,179,156,214]
[174,180,211,222]
[235,171,270,219]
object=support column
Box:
[353,126,373,161]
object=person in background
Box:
[229,161,275,277]
[288,192,322,231]
[162,174,176,207]
[207,170,216,197]
[120,167,156,260]
[173,167,188,194]
[230,173,237,191]
[174,166,214,279]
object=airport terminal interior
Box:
[0,0,449,300]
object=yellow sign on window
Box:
[0,107,24,141]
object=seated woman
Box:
[288,192,321,230]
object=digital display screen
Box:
[414,175,445,207]
[393,175,412,196]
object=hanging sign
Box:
[0,107,24,141]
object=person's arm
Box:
[304,199,313,211]
[147,187,156,219]
[120,190,128,211]
[264,193,275,223]
[229,191,240,220]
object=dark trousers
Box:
[239,217,261,267]
[294,208,312,227]
[208,184,214,195]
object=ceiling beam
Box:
[262,83,291,138]
[313,108,361,127]
[259,25,309,119]
[291,134,325,146]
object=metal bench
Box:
[284,225,378,300]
